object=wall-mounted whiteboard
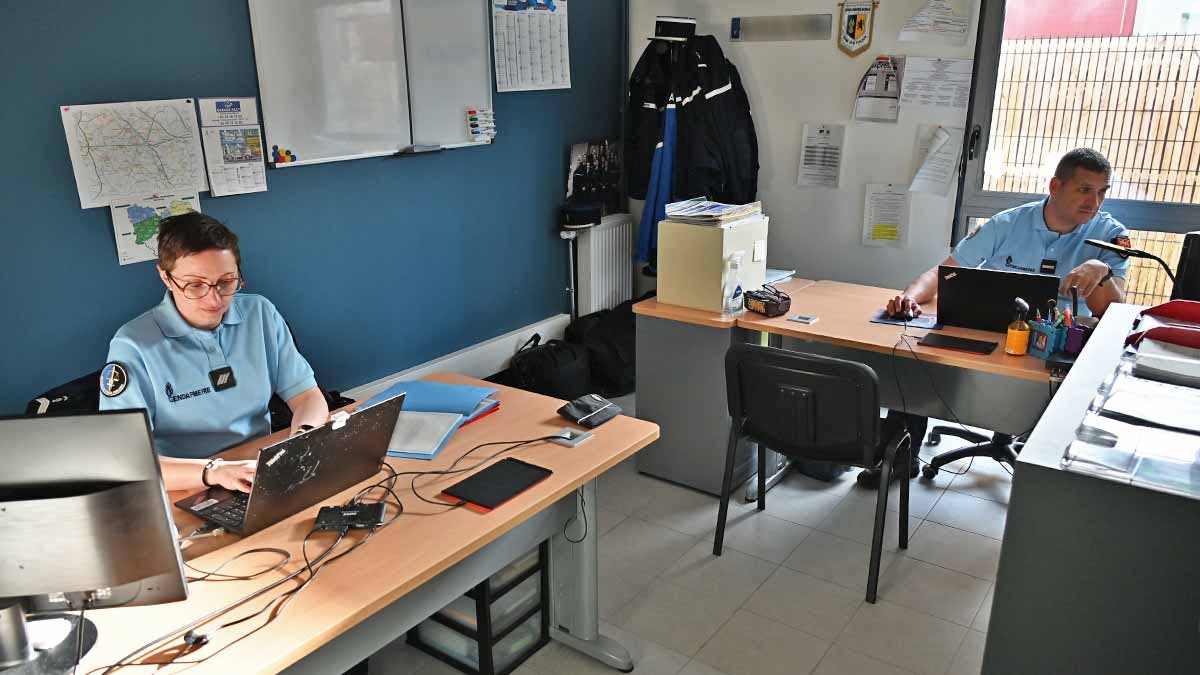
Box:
[248,0,494,167]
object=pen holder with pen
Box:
[1028,322,1063,360]
[1064,325,1090,356]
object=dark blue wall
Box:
[0,1,623,414]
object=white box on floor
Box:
[657,215,769,312]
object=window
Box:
[959,0,1200,304]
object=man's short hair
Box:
[1054,148,1111,181]
[157,212,241,272]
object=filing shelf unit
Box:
[408,541,550,675]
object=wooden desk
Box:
[631,278,814,496]
[81,372,659,674]
[737,280,1050,383]
[736,280,1053,436]
[632,277,815,329]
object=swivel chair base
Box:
[920,427,1020,480]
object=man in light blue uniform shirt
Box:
[100,213,329,493]
[858,148,1130,488]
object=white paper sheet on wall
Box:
[899,57,972,112]
[910,125,963,196]
[863,184,909,247]
[899,0,971,46]
[797,123,845,188]
[854,56,905,123]
[493,1,571,92]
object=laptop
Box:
[175,393,405,535]
[937,265,1059,333]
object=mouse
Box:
[888,309,915,322]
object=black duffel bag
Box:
[509,334,592,400]
[565,292,652,398]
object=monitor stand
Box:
[0,605,97,675]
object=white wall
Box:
[630,0,981,289]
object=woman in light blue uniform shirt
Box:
[99,213,330,492]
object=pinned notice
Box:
[863,184,909,248]
[854,56,905,123]
[797,123,845,188]
[910,125,963,196]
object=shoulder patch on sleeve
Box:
[964,223,984,240]
[100,362,130,398]
[1111,235,1131,249]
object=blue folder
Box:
[363,380,496,416]
[363,380,498,459]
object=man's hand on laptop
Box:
[887,295,922,317]
[1060,260,1110,298]
[214,460,256,492]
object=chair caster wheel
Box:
[922,464,938,480]
[928,433,941,447]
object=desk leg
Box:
[549,480,634,672]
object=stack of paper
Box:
[363,381,499,459]
[1132,338,1200,389]
[665,198,762,226]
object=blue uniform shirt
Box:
[951,198,1131,316]
[99,292,317,459]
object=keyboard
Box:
[204,491,249,529]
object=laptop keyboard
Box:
[204,491,249,529]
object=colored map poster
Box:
[110,193,200,265]
[61,98,208,208]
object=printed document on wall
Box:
[198,98,268,197]
[863,184,909,248]
[899,0,971,46]
[797,123,845,188]
[493,1,571,92]
[910,125,963,196]
[110,193,201,266]
[854,56,905,123]
[61,99,208,209]
[899,58,972,112]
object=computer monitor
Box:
[0,410,187,670]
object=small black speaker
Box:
[1171,231,1200,301]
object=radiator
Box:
[576,214,634,316]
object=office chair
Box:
[713,344,912,603]
[919,427,1021,480]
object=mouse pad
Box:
[440,458,553,513]
[869,308,942,330]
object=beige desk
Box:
[632,278,814,496]
[737,280,1053,437]
[80,372,659,674]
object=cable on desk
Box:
[91,437,563,672]
[183,548,291,582]
[393,436,563,509]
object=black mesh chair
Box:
[713,344,913,603]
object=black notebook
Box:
[440,458,553,512]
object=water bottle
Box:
[722,252,745,315]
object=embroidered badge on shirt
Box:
[100,362,129,398]
[210,366,237,392]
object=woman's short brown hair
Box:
[157,212,241,272]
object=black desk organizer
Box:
[408,541,550,675]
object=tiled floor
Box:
[372,413,1012,675]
